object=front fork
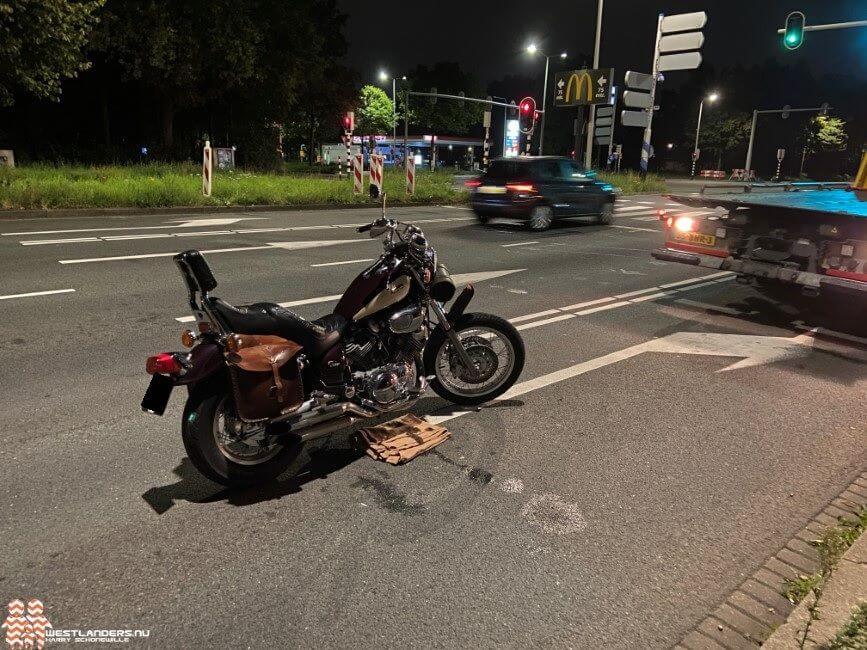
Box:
[430,284,477,376]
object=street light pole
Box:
[691,99,704,177]
[538,55,550,155]
[584,0,604,169]
[392,77,397,163]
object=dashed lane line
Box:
[0,288,76,301]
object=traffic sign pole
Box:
[538,55,550,155]
[691,99,704,177]
[584,0,605,168]
[640,13,664,178]
[744,105,832,177]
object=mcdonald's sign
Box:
[553,68,614,107]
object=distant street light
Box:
[667,143,674,150]
[377,70,406,165]
[526,44,568,155]
[692,91,721,177]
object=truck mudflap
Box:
[651,247,867,293]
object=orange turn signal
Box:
[181,329,197,347]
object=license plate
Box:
[674,231,716,246]
[478,186,506,194]
[141,373,174,416]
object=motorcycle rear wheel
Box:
[424,312,525,406]
[182,379,303,487]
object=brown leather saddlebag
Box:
[224,334,304,422]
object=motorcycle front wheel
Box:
[181,378,303,487]
[424,312,525,406]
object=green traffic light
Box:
[783,11,805,50]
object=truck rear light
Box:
[146,353,183,375]
[506,183,537,193]
[674,216,695,233]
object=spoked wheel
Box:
[529,205,554,231]
[182,380,303,487]
[424,313,526,406]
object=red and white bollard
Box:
[353,153,363,194]
[406,155,415,195]
[370,154,383,195]
[202,140,213,197]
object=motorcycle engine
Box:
[343,302,427,408]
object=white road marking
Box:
[515,313,575,331]
[660,271,731,289]
[310,258,374,268]
[675,299,755,316]
[59,239,367,264]
[559,296,617,311]
[615,205,656,213]
[9,216,473,241]
[575,300,630,315]
[165,218,264,227]
[508,309,561,324]
[427,329,863,427]
[173,268,528,322]
[632,215,663,222]
[0,288,76,301]
[501,241,539,248]
[610,225,659,233]
[792,323,867,347]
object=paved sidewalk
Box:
[763,530,866,649]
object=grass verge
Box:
[826,602,867,650]
[598,170,666,195]
[780,507,867,648]
[0,163,463,210]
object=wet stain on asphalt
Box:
[351,476,425,515]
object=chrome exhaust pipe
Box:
[265,401,377,442]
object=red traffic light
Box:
[521,101,531,113]
[518,97,536,134]
[342,111,354,132]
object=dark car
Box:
[467,156,616,230]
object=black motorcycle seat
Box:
[208,298,345,356]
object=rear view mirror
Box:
[369,218,389,238]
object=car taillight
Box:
[674,216,696,233]
[464,179,482,188]
[146,353,183,375]
[506,183,536,193]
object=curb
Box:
[0,199,465,221]
[762,531,866,649]
[675,470,867,650]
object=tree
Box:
[356,84,394,135]
[806,116,847,152]
[694,111,751,169]
[0,0,103,106]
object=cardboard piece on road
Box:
[658,52,703,72]
[359,414,451,465]
[621,110,649,128]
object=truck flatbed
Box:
[668,183,867,220]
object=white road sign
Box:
[658,52,703,72]
[621,110,649,128]
[624,71,654,92]
[595,116,613,127]
[594,127,612,137]
[596,106,614,118]
[623,90,652,109]
[659,32,705,53]
[661,11,707,34]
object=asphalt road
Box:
[1,197,865,648]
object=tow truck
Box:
[652,153,867,299]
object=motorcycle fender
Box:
[446,283,475,323]
[142,342,224,416]
[173,342,224,386]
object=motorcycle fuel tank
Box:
[334,257,410,321]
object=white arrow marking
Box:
[557,79,565,89]
[165,218,265,227]
[59,239,367,264]
[428,330,863,426]
[174,268,527,322]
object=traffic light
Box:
[343,111,354,132]
[783,11,805,50]
[519,96,536,134]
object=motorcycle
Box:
[142,210,525,487]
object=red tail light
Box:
[464,179,482,188]
[506,183,536,193]
[146,352,182,375]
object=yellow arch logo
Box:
[565,72,593,103]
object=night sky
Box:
[337,0,867,90]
